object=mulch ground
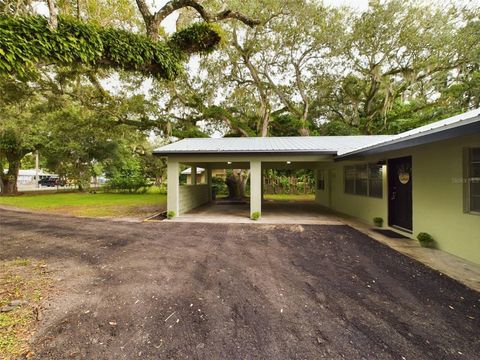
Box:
[0,208,479,359]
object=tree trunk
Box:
[299,126,309,136]
[226,170,248,199]
[260,104,269,137]
[0,160,20,195]
[146,18,162,41]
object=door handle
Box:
[391,191,396,201]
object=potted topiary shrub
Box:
[373,217,383,227]
[417,232,434,248]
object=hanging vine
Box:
[0,15,223,79]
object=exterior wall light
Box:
[227,161,232,165]
[286,161,291,164]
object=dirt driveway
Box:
[1,208,479,359]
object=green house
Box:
[154,109,480,264]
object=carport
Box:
[163,154,329,220]
[153,136,386,220]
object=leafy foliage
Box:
[251,211,260,220]
[263,169,315,195]
[166,0,480,137]
[0,78,48,193]
[104,173,151,193]
[168,22,225,55]
[417,232,435,247]
[0,15,223,79]
[0,127,24,154]
[212,176,228,195]
[102,140,155,193]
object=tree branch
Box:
[136,0,260,40]
[153,0,260,27]
[86,72,111,99]
[46,0,58,29]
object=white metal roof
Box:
[154,135,392,155]
[18,169,41,176]
[181,167,205,175]
[6,169,52,176]
[338,108,480,157]
[153,108,480,158]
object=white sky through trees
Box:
[29,0,480,140]
[32,0,480,32]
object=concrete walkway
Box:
[170,200,480,293]
[343,215,480,293]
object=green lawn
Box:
[0,190,314,218]
[264,193,315,201]
[0,190,166,218]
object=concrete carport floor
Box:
[170,199,341,225]
[167,156,328,222]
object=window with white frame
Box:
[344,164,383,198]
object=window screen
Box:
[355,164,368,196]
[368,164,383,198]
[344,166,355,194]
[470,148,480,212]
[344,163,383,198]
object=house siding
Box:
[179,184,210,214]
[412,134,480,264]
[316,133,480,264]
[316,166,388,225]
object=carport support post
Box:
[167,159,179,217]
[207,168,213,202]
[250,160,262,218]
[261,169,264,201]
[191,165,197,185]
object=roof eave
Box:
[336,118,480,161]
[153,150,338,156]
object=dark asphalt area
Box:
[1,208,479,359]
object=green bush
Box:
[167,211,175,219]
[296,181,305,192]
[251,211,261,221]
[373,217,383,227]
[105,174,151,193]
[147,185,167,195]
[212,176,228,195]
[417,232,434,247]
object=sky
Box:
[153,0,371,32]
[324,0,369,10]
[33,0,480,31]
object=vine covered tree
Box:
[0,0,259,194]
[161,0,479,137]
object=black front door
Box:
[388,156,412,232]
